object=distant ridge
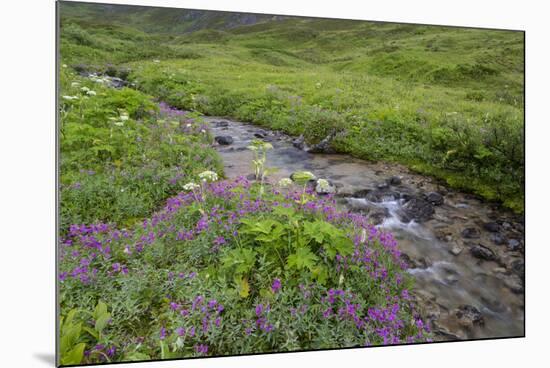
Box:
[60,1,289,34]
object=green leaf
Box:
[94,301,108,320]
[221,248,257,276]
[312,265,329,285]
[124,352,150,361]
[287,247,318,271]
[235,276,250,298]
[303,221,325,243]
[95,312,111,333]
[61,343,86,365]
[82,326,99,340]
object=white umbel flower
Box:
[182,182,200,191]
[198,170,218,182]
[278,178,293,188]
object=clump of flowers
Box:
[271,278,282,293]
[182,182,200,191]
[198,170,218,182]
[278,178,292,188]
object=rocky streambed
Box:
[206,116,525,341]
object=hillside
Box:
[59,2,524,211]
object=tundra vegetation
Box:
[58,2,523,364]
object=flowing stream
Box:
[205,116,525,341]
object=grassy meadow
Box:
[57,2,524,365]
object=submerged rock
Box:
[214,136,234,145]
[214,120,229,127]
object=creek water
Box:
[205,116,525,341]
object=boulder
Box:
[214,136,234,145]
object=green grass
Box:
[59,3,524,212]
[59,66,222,231]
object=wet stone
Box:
[503,274,524,294]
[470,244,497,261]
[214,120,229,127]
[510,259,525,278]
[377,182,390,190]
[214,136,234,145]
[483,222,500,232]
[490,233,506,245]
[401,196,434,223]
[387,176,402,185]
[455,305,484,328]
[461,227,480,239]
[426,192,444,205]
[450,244,463,256]
[507,239,522,252]
[292,135,305,150]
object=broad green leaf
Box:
[287,247,318,271]
[124,352,150,361]
[95,312,111,333]
[61,343,86,365]
[236,277,250,298]
[94,301,108,320]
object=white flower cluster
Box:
[89,74,109,84]
[182,182,200,191]
[108,111,130,127]
[62,95,79,101]
[198,170,218,182]
[278,178,293,188]
[79,86,96,96]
